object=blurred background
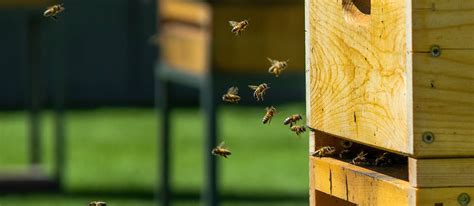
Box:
[0,0,306,205]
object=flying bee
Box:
[283,114,303,127]
[248,83,269,101]
[43,4,65,21]
[267,58,289,77]
[290,125,306,136]
[338,149,351,159]
[89,201,106,206]
[375,152,392,167]
[262,106,277,124]
[222,86,241,103]
[311,146,336,158]
[211,142,231,158]
[229,19,249,36]
[351,151,370,166]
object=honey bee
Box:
[229,19,249,36]
[283,114,303,127]
[311,146,336,158]
[375,152,392,167]
[43,4,65,20]
[351,151,370,166]
[222,87,241,103]
[89,201,106,206]
[262,106,276,124]
[338,149,351,159]
[248,83,269,101]
[290,125,306,136]
[267,58,289,77]
[211,142,231,158]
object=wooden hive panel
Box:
[308,0,474,157]
[308,0,410,154]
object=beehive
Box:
[307,0,474,205]
[307,0,474,158]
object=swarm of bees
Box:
[43,4,65,21]
[89,201,106,206]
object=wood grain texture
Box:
[413,51,474,157]
[312,157,413,205]
[212,3,304,73]
[160,24,209,76]
[412,0,474,50]
[409,158,474,188]
[416,188,474,206]
[308,0,410,154]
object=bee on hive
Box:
[229,19,249,36]
[262,106,277,124]
[375,152,392,167]
[89,201,106,206]
[351,151,370,166]
[222,86,241,103]
[248,83,269,101]
[267,58,289,77]
[283,114,303,127]
[290,125,306,136]
[43,4,65,21]
[311,146,336,158]
[211,142,231,158]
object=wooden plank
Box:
[314,190,356,206]
[409,158,474,188]
[160,23,209,76]
[213,3,304,73]
[413,50,474,157]
[416,188,474,206]
[313,157,413,205]
[309,0,411,154]
[159,1,211,26]
[412,0,474,50]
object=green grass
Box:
[0,103,308,205]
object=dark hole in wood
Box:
[434,203,443,206]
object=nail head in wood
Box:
[458,193,470,206]
[430,45,441,57]
[422,132,435,144]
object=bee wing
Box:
[227,87,238,95]
[229,21,238,27]
[248,85,259,90]
[267,57,277,64]
[217,141,226,148]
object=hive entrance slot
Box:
[342,0,371,25]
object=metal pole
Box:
[157,76,171,206]
[201,76,218,206]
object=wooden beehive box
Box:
[307,0,474,158]
[158,0,304,76]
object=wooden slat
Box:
[159,0,211,26]
[413,50,474,157]
[313,157,413,205]
[417,188,474,206]
[412,0,474,50]
[409,158,474,188]
[160,23,209,76]
[308,0,411,154]
[212,3,304,73]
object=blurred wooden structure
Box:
[156,0,304,205]
[0,0,65,193]
[307,0,474,205]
